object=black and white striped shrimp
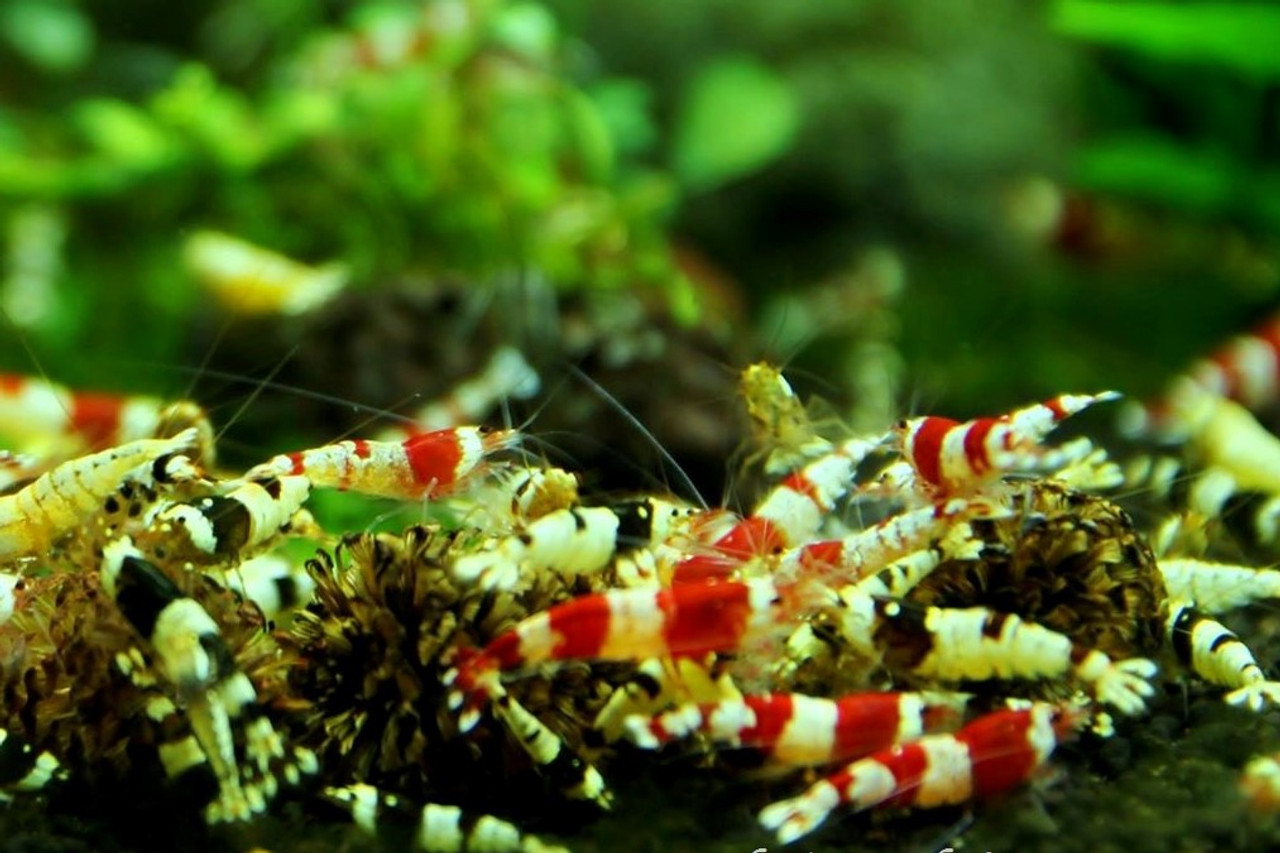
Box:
[143,475,314,563]
[450,496,700,590]
[322,783,569,853]
[0,727,64,801]
[214,553,317,624]
[100,538,317,823]
[834,593,1157,716]
[1158,557,1280,710]
[492,693,609,806]
[0,428,200,561]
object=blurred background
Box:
[2,0,1278,498]
[4,3,1280,852]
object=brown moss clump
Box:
[280,526,633,821]
[0,563,285,804]
[908,480,1168,661]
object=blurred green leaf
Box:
[672,55,799,192]
[588,79,656,159]
[564,88,615,183]
[490,2,559,61]
[0,0,93,74]
[75,100,178,169]
[1054,2,1280,80]
[1074,134,1280,230]
[152,65,265,170]
[1074,136,1232,211]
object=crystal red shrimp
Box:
[444,577,832,730]
[243,426,519,500]
[894,391,1118,498]
[672,436,880,584]
[757,702,1083,844]
[0,372,210,454]
[624,691,963,768]
[0,428,199,560]
[777,496,1005,586]
[1118,312,1280,441]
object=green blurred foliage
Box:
[1056,2,1280,80]
[1056,1,1280,233]
[672,56,799,191]
[0,0,1277,429]
[0,0,699,389]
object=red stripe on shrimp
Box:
[961,418,999,477]
[403,429,471,490]
[906,417,953,490]
[69,393,126,450]
[445,579,804,728]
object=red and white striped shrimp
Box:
[672,436,881,584]
[444,576,833,730]
[778,496,1005,586]
[757,702,1083,844]
[0,373,213,457]
[624,690,963,769]
[895,392,1118,498]
[243,426,519,501]
[0,428,199,560]
[1119,312,1280,441]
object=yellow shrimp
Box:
[0,428,199,560]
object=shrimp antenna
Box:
[0,306,68,421]
[212,345,300,447]
[158,361,420,428]
[563,362,706,510]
